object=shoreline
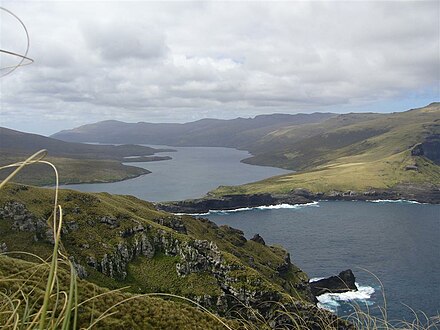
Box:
[44,169,151,188]
[157,188,440,213]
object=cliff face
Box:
[411,135,440,165]
[0,183,352,328]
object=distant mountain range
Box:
[51,112,335,148]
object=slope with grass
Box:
[51,113,336,147]
[0,183,353,328]
[0,127,173,185]
[206,103,440,203]
[0,255,237,329]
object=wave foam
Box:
[368,199,425,205]
[177,201,320,216]
[316,283,375,312]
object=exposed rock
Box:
[65,220,79,232]
[405,165,418,171]
[0,201,53,243]
[411,135,440,164]
[158,193,279,213]
[250,233,266,245]
[310,269,357,296]
[70,256,88,278]
[291,188,313,198]
[119,224,147,237]
[153,216,187,234]
[0,242,7,253]
[99,216,119,228]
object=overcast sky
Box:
[1,0,438,135]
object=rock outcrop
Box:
[0,185,355,329]
[411,135,440,164]
[310,269,357,296]
[251,233,266,245]
[160,184,439,214]
[0,201,54,243]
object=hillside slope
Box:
[0,183,350,328]
[51,113,335,148]
[0,127,172,185]
[0,255,234,329]
[211,103,440,199]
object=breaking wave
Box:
[315,283,376,313]
[178,201,320,216]
[368,199,426,205]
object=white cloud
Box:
[0,0,438,135]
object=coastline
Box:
[157,187,440,213]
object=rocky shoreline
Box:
[157,184,440,213]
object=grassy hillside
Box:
[0,183,344,328]
[212,103,440,196]
[0,127,172,185]
[51,113,335,147]
[0,255,235,329]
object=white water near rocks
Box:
[205,200,440,321]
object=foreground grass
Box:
[0,255,236,330]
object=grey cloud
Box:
[0,1,438,135]
[83,21,167,61]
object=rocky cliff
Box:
[159,184,439,214]
[0,183,353,329]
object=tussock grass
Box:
[0,150,233,329]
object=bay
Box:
[60,146,291,202]
[61,146,439,322]
[205,201,440,322]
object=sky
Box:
[0,0,439,135]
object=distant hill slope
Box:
[0,127,171,185]
[51,112,336,148]
[211,103,440,198]
[0,127,169,159]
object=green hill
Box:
[211,103,440,197]
[0,255,235,329]
[51,113,335,147]
[0,127,172,185]
[0,183,348,328]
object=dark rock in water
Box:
[310,269,357,296]
[250,233,266,245]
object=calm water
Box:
[62,146,439,321]
[206,201,440,321]
[61,146,291,201]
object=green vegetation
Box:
[0,246,235,330]
[126,254,222,296]
[212,103,440,196]
[0,155,150,186]
[0,183,310,301]
[0,127,172,185]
